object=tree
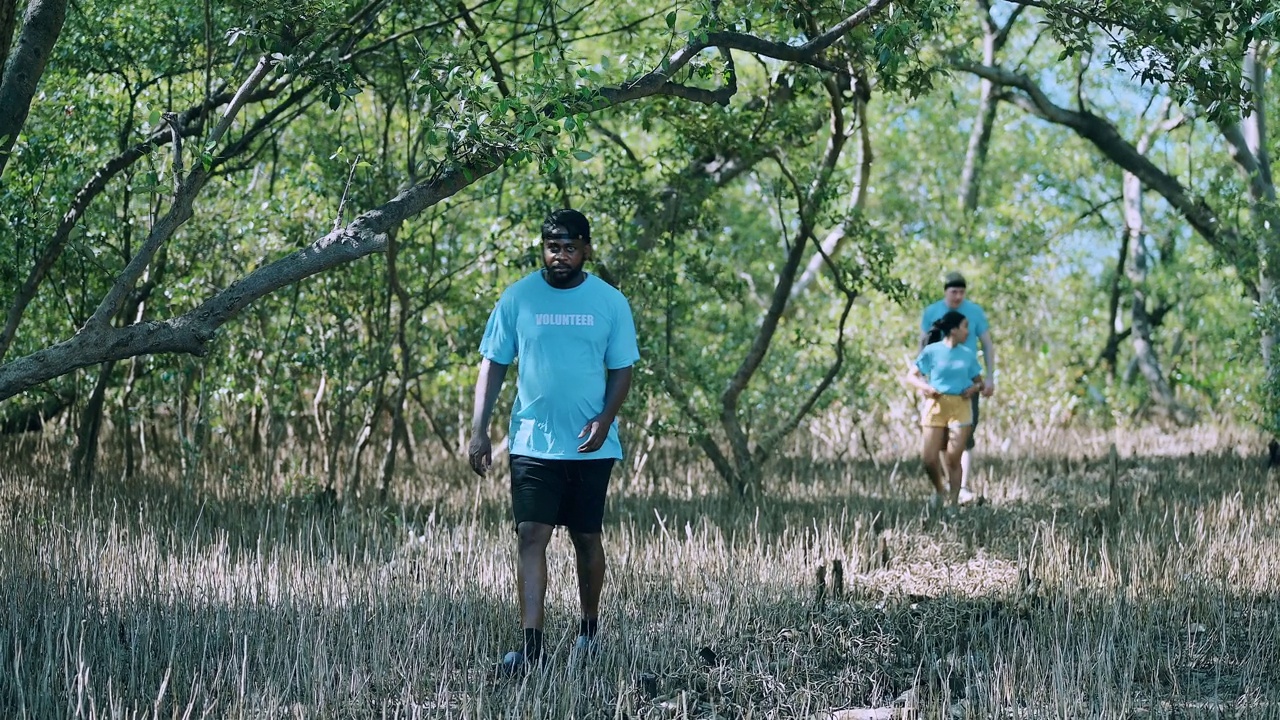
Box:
[0,0,920,405]
[3,0,983,491]
[952,0,1276,427]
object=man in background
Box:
[919,271,997,502]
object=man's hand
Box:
[982,380,996,397]
[468,433,492,476]
[577,415,611,453]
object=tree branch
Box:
[0,6,896,401]
[0,81,307,363]
[0,156,502,402]
[604,0,892,102]
[790,89,872,303]
[955,59,1253,295]
[455,0,512,98]
[661,370,740,489]
[85,56,276,333]
[805,0,895,54]
[757,271,858,464]
[719,87,850,468]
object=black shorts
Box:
[510,455,615,534]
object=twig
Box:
[334,155,361,232]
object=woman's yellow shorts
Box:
[921,394,973,429]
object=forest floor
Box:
[2,423,1279,719]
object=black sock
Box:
[522,628,544,660]
[578,617,599,639]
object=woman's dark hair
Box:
[926,310,967,344]
[542,208,591,241]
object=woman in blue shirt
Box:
[903,310,984,512]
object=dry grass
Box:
[2,422,1280,719]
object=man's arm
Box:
[962,373,985,398]
[468,358,509,475]
[577,365,634,452]
[918,331,931,352]
[979,330,997,396]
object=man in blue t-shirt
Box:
[469,209,639,675]
[919,271,998,501]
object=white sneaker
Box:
[957,488,977,505]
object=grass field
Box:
[2,423,1279,719]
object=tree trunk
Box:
[958,0,1023,213]
[665,86,860,495]
[71,361,116,484]
[1100,232,1129,378]
[1213,40,1280,444]
[378,386,406,504]
[347,379,387,499]
[1258,223,1280,438]
[1239,42,1280,438]
[959,80,998,212]
[0,0,19,71]
[0,0,69,177]
[379,228,411,504]
[120,356,141,479]
[958,12,998,212]
[1121,168,1194,424]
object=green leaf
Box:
[328,93,341,110]
[148,110,161,126]
[571,150,594,161]
[666,11,677,29]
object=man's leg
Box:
[506,455,562,671]
[516,521,554,630]
[959,394,980,502]
[515,521,554,661]
[568,531,605,629]
[561,459,613,651]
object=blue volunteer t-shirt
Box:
[921,299,988,352]
[916,342,984,395]
[479,271,640,460]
